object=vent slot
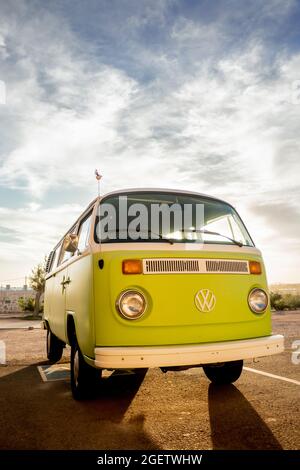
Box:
[206,260,249,273]
[144,259,200,273]
[142,258,249,274]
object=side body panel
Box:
[44,201,97,355]
[43,275,54,325]
[66,254,95,357]
[45,268,67,342]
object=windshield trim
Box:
[95,190,255,247]
[100,189,233,210]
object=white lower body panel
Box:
[94,334,284,369]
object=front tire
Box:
[71,339,101,400]
[203,360,243,384]
[47,328,64,363]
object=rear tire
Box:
[71,338,101,400]
[203,360,243,384]
[47,328,64,363]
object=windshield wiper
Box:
[101,227,242,247]
[179,229,243,247]
[132,229,174,245]
[101,229,174,245]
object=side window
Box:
[54,243,62,267]
[46,250,57,273]
[58,239,73,265]
[59,244,73,264]
[57,225,76,266]
[77,212,92,254]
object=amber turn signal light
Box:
[122,259,143,274]
[249,261,262,275]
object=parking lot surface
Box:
[0,311,299,450]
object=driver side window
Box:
[57,226,76,266]
[77,211,93,254]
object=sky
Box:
[0,0,300,286]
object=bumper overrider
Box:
[94,334,284,369]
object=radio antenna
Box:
[94,169,102,197]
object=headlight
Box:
[248,288,268,313]
[116,290,147,320]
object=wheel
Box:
[203,360,243,384]
[71,338,101,400]
[47,328,64,363]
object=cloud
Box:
[249,201,300,240]
[0,2,139,195]
[0,33,8,59]
[1,1,299,200]
[0,67,137,196]
[0,202,84,285]
[0,226,21,243]
[0,0,300,282]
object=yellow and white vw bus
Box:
[43,189,284,399]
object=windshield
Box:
[94,192,254,247]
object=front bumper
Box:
[94,334,284,369]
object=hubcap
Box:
[74,349,80,387]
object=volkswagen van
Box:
[43,189,284,399]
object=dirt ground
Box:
[0,311,299,450]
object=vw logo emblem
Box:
[195,289,216,312]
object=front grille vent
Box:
[206,260,249,273]
[142,258,249,274]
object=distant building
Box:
[0,286,34,313]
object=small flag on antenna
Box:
[95,169,102,181]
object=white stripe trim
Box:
[244,367,300,386]
[37,366,47,383]
[100,243,261,254]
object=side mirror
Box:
[63,233,79,253]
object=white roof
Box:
[100,188,233,207]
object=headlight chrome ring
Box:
[248,288,268,314]
[116,290,147,320]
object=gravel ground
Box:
[0,311,299,450]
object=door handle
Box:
[60,275,66,287]
[61,276,71,291]
[61,275,66,292]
